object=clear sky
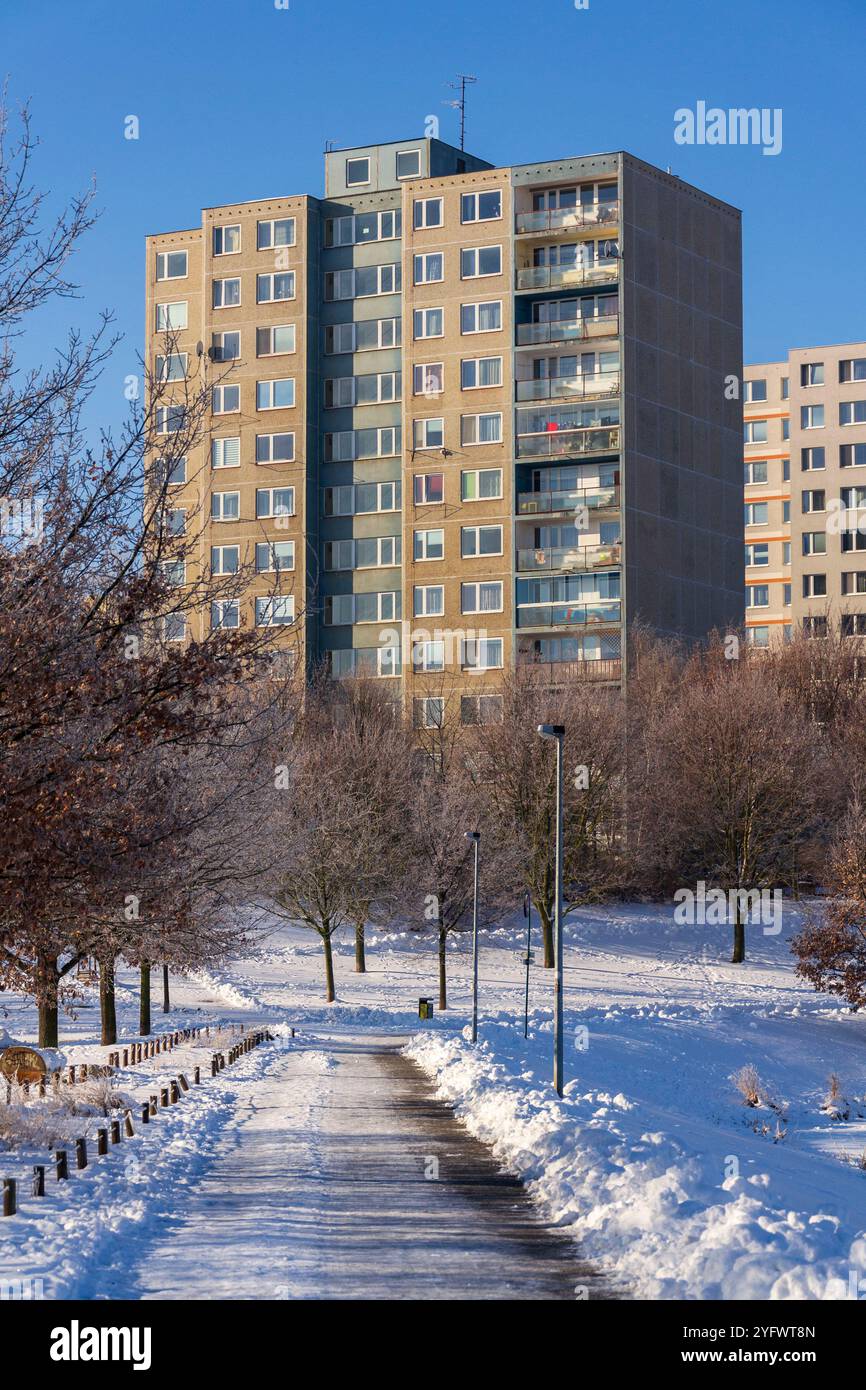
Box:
[3,0,865,435]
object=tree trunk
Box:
[37,955,59,1048]
[354,921,366,973]
[99,955,117,1045]
[438,927,447,1010]
[538,904,554,969]
[322,932,336,1003]
[732,907,745,964]
[139,961,152,1036]
[162,963,170,1013]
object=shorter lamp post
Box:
[537,723,565,1097]
[465,831,481,1043]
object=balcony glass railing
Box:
[515,315,619,347]
[516,425,621,459]
[516,262,618,291]
[516,484,619,515]
[515,204,620,235]
[516,600,622,629]
[516,654,623,683]
[515,371,620,403]
[516,542,622,573]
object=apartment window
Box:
[156,352,187,382]
[842,443,866,468]
[461,412,502,446]
[325,264,400,301]
[414,252,444,285]
[461,245,502,279]
[413,418,444,450]
[346,157,370,186]
[156,405,185,435]
[413,307,444,339]
[326,211,400,247]
[461,468,502,500]
[256,486,295,519]
[213,278,241,308]
[461,637,503,671]
[256,432,295,463]
[461,300,502,334]
[324,377,355,409]
[414,473,444,505]
[781,377,790,399]
[257,272,295,303]
[744,420,768,444]
[257,325,296,356]
[461,191,502,223]
[784,583,791,606]
[212,331,241,361]
[801,362,824,387]
[414,584,444,618]
[460,694,502,725]
[801,446,825,471]
[257,379,296,410]
[414,697,445,730]
[166,508,186,537]
[802,489,825,513]
[156,301,187,331]
[803,531,827,555]
[324,427,400,461]
[325,482,399,515]
[356,317,401,351]
[782,419,790,441]
[156,251,187,281]
[211,600,239,630]
[743,379,767,403]
[256,540,295,573]
[355,371,400,405]
[783,500,790,522]
[413,640,445,674]
[842,571,866,595]
[748,627,770,649]
[161,613,186,643]
[160,559,185,587]
[461,356,502,389]
[747,586,770,608]
[743,460,768,485]
[213,224,240,256]
[842,613,866,638]
[414,197,443,229]
[325,537,400,571]
[257,218,296,250]
[840,359,866,383]
[211,544,239,576]
[842,530,866,553]
[211,491,239,522]
[166,456,187,486]
[461,581,503,614]
[461,524,502,557]
[744,502,768,525]
[323,591,398,625]
[414,363,444,396]
[783,458,791,481]
[211,437,240,469]
[783,542,791,564]
[744,542,769,566]
[212,384,240,414]
[414,528,444,561]
[840,401,866,426]
[396,149,421,179]
[803,574,827,598]
[255,596,295,627]
[801,405,825,429]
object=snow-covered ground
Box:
[1,903,864,1300]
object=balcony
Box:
[515,370,620,404]
[517,484,619,516]
[515,203,619,236]
[516,261,618,292]
[516,424,621,460]
[516,542,622,574]
[515,314,619,348]
[516,600,622,629]
[516,655,623,684]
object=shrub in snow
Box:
[733,1063,763,1107]
[821,1074,850,1122]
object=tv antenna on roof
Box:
[444,74,477,151]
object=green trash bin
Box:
[418,997,433,1020]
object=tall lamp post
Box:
[537,724,565,1097]
[465,831,481,1043]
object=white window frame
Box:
[156,352,188,382]
[414,197,443,229]
[211,600,239,630]
[413,306,444,340]
[256,378,296,410]
[256,324,296,357]
[211,491,240,522]
[461,356,503,390]
[255,596,295,627]
[211,437,240,469]
[461,190,503,224]
[461,581,504,614]
[256,432,295,464]
[461,468,503,501]
[413,472,444,505]
[461,524,503,558]
[345,157,371,187]
[460,245,503,280]
[413,363,444,396]
[461,637,504,671]
[212,330,241,362]
[414,584,444,618]
[413,418,445,450]
[414,251,444,285]
[156,250,187,281]
[211,544,240,576]
[255,540,296,573]
[413,639,445,674]
[414,528,444,562]
[461,300,503,335]
[212,384,240,414]
[461,412,503,446]
[213,277,241,309]
[257,218,296,250]
[257,272,295,304]
[255,486,295,520]
[155,301,188,331]
[396,149,422,180]
[213,224,241,256]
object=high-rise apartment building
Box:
[744,343,866,646]
[147,138,744,720]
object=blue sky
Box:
[3,0,864,435]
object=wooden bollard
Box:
[2,1178,16,1216]
[80,1063,88,1081]
[122,1049,128,1066]
[75,1138,87,1170]
[193,1066,201,1085]
[141,1103,150,1126]
[178,1074,189,1092]
[160,1088,169,1107]
[67,1065,76,1084]
[97,1129,108,1156]
[149,1095,158,1116]
[32,1165,45,1197]
[124,1111,134,1137]
[38,1079,46,1098]
[211,1057,217,1077]
[170,1081,179,1104]
[56,1150,69,1180]
[110,1120,121,1144]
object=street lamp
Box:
[465,831,481,1043]
[537,724,565,1097]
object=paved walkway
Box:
[91,1034,618,1301]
